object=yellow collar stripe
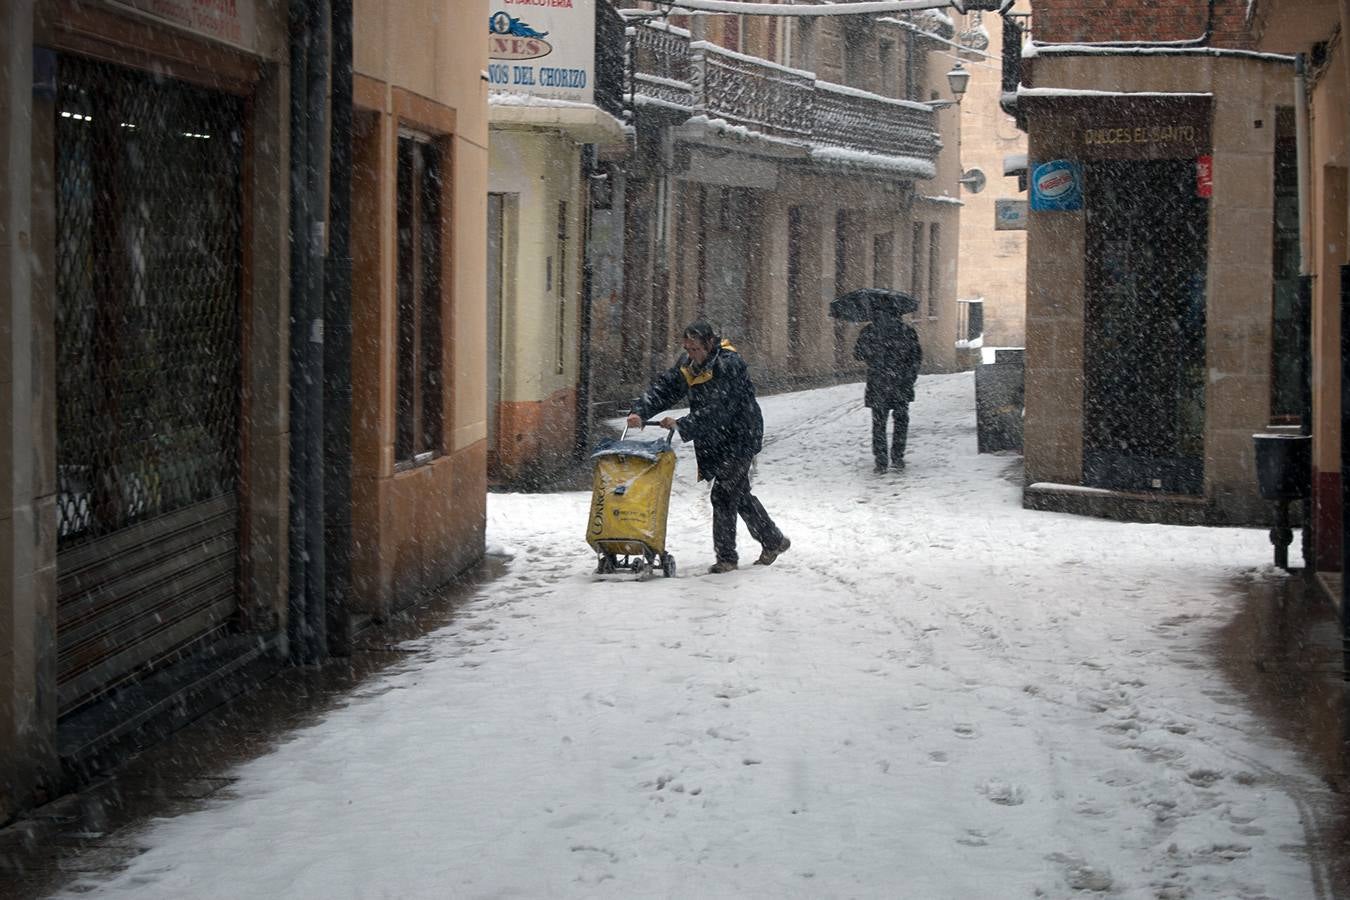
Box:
[680,342,734,386]
[681,366,714,386]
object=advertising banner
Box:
[487,0,595,106]
[1029,160,1083,212]
[1195,155,1213,198]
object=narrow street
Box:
[23,374,1348,898]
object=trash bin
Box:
[1252,432,1310,571]
[1252,433,1311,500]
[975,349,1024,454]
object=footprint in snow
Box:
[979,779,1026,806]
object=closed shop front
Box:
[52,55,247,717]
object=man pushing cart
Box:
[619,320,790,576]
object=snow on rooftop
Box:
[1024,41,1295,63]
[691,40,817,81]
[810,145,936,179]
[488,92,601,110]
[814,79,935,112]
[1016,86,1214,99]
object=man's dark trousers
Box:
[872,405,910,467]
[711,456,784,564]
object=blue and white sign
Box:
[1029,160,1083,212]
[994,199,1028,231]
[488,0,594,105]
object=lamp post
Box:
[946,61,971,101]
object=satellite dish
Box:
[959,168,987,194]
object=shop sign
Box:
[1196,155,1213,198]
[1030,160,1082,212]
[1082,124,1200,148]
[487,0,595,105]
[995,199,1028,230]
[106,0,257,54]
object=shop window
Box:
[927,223,942,317]
[395,132,443,467]
[1270,107,1301,425]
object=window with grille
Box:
[395,132,444,467]
[927,223,942,317]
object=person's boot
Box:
[754,536,791,566]
[708,559,738,574]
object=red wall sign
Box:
[1196,155,1213,198]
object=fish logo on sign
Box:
[1030,160,1083,211]
[489,11,553,60]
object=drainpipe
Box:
[325,0,353,654]
[1294,52,1312,418]
[576,146,597,461]
[1342,264,1350,678]
[286,0,311,662]
[287,0,330,665]
[302,0,331,665]
[1294,54,1313,571]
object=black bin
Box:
[1253,433,1311,501]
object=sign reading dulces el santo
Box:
[487,0,594,105]
[106,0,257,54]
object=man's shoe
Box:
[708,560,738,574]
[873,463,888,474]
[892,458,906,470]
[754,536,791,566]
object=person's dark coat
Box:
[630,341,764,482]
[854,321,922,410]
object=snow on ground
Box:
[57,374,1332,900]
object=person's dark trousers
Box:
[710,456,785,564]
[871,405,911,467]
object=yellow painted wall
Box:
[487,128,584,406]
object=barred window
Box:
[395,132,444,466]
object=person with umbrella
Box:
[834,290,923,473]
[626,321,790,574]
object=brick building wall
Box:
[1031,0,1253,49]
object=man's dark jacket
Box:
[630,341,764,482]
[854,322,922,410]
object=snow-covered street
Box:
[55,374,1335,899]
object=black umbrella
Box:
[829,288,920,322]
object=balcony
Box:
[629,21,940,179]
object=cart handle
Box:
[621,418,676,444]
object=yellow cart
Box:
[586,422,677,579]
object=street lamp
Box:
[946,62,971,102]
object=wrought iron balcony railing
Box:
[630,20,694,111]
[628,21,939,173]
[690,42,814,144]
[811,80,938,163]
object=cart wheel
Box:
[662,553,676,578]
[596,554,616,575]
[634,558,652,581]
